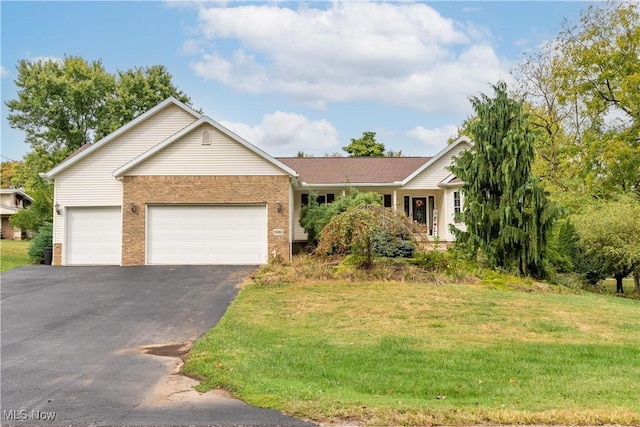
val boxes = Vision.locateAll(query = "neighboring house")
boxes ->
[43,97,469,266]
[0,188,33,240]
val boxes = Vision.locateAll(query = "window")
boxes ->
[453,191,461,223]
[383,194,392,208]
[301,193,334,206]
[403,196,410,216]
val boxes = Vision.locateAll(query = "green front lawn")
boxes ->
[0,240,32,272]
[183,280,640,426]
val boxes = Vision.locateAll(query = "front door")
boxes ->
[412,197,427,225]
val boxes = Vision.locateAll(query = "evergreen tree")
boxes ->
[450,81,559,277]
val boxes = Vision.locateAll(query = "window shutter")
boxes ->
[404,196,410,216]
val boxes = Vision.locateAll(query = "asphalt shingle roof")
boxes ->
[277,156,432,184]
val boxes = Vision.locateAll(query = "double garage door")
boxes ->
[65,205,267,265]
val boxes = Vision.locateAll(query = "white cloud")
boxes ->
[219,111,339,156]
[181,39,204,55]
[0,66,9,78]
[30,56,63,64]
[188,2,512,113]
[407,124,459,154]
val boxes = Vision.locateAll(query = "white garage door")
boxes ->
[147,205,267,265]
[66,207,122,265]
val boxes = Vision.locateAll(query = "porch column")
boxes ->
[393,189,397,212]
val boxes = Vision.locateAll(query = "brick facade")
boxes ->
[53,243,62,266]
[121,175,291,266]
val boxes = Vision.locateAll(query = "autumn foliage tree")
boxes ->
[450,82,559,277]
[514,1,640,198]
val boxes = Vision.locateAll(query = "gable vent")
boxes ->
[201,130,211,145]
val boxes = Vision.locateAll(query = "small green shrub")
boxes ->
[28,222,53,262]
[372,231,415,258]
[410,250,451,272]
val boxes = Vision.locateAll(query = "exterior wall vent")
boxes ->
[201,130,211,145]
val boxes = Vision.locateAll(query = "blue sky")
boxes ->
[1,1,593,162]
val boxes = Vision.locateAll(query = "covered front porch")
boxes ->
[291,186,455,244]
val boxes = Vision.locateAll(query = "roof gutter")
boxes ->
[298,182,404,188]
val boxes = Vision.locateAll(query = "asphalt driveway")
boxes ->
[1,265,315,426]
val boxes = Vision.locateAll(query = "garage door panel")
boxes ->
[147,205,267,265]
[66,207,122,265]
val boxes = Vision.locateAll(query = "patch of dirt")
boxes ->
[141,341,192,358]
[119,341,238,407]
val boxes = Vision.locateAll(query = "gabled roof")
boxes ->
[43,97,201,178]
[439,173,464,187]
[0,188,34,202]
[113,116,298,178]
[277,156,431,186]
[401,136,472,185]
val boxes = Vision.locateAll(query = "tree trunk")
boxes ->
[615,274,624,294]
[634,269,640,295]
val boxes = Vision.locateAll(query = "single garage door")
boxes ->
[66,207,122,265]
[147,205,267,265]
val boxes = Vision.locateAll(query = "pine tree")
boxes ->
[450,81,558,277]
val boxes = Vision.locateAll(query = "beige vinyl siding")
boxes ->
[127,124,285,176]
[291,186,398,242]
[53,104,197,243]
[402,143,469,190]
[292,191,307,241]
[443,187,466,241]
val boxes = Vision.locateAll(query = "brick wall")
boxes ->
[53,243,62,266]
[122,175,291,266]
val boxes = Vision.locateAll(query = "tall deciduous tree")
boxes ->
[450,81,559,277]
[572,195,640,294]
[514,1,640,198]
[0,161,20,187]
[98,65,192,138]
[343,131,386,157]
[6,57,115,156]
[5,56,194,231]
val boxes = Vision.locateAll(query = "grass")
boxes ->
[0,240,32,272]
[183,279,640,425]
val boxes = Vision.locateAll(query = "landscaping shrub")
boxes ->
[410,250,452,272]
[28,222,53,262]
[317,204,418,268]
[299,189,382,245]
[372,231,415,258]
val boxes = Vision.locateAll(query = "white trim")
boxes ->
[44,97,201,178]
[113,116,298,178]
[401,136,472,185]
[393,189,397,212]
[0,188,34,202]
[439,173,465,188]
[299,182,403,188]
[289,184,294,260]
